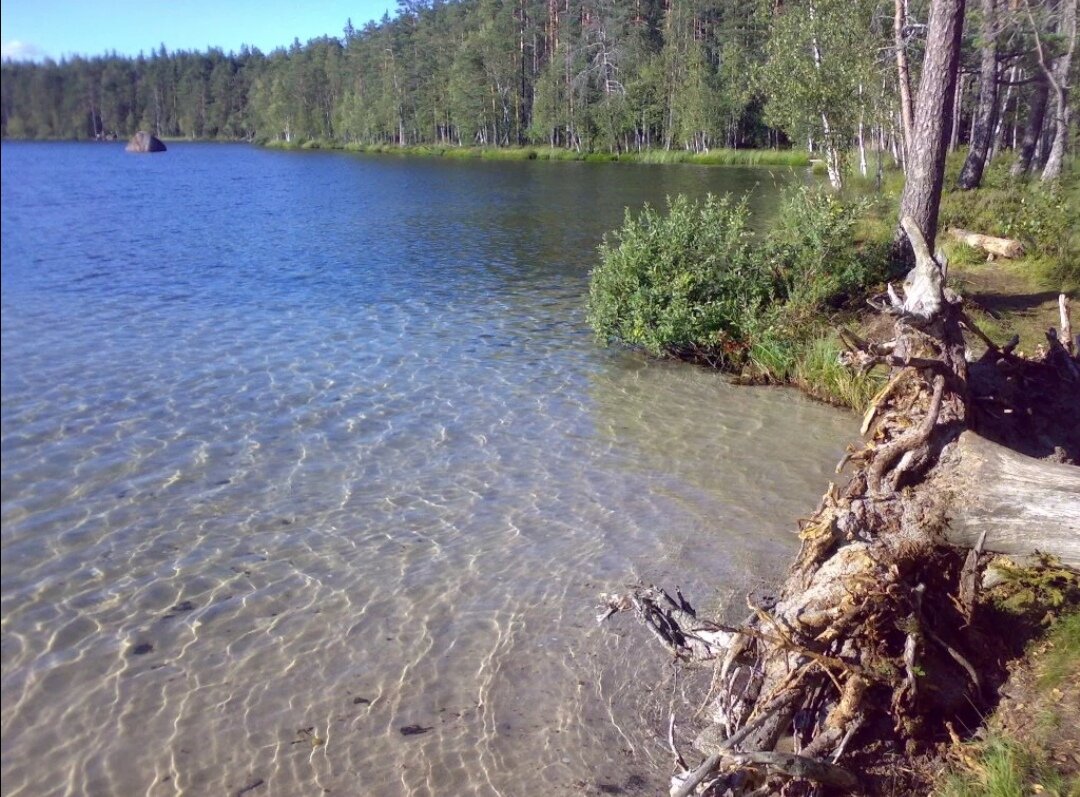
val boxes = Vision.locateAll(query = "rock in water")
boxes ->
[125,131,167,153]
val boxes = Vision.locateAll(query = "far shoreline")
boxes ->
[0,135,812,168]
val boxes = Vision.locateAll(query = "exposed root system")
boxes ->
[600,220,1080,795]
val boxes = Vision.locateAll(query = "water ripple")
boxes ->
[2,142,851,796]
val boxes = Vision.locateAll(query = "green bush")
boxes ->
[587,187,880,368]
[587,194,768,361]
[763,188,882,315]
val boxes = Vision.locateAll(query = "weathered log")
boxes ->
[947,228,1024,259]
[937,431,1080,567]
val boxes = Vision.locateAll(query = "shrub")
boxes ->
[587,194,769,360]
[587,187,880,370]
[762,188,881,317]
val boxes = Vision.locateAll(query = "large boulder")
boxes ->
[125,131,167,153]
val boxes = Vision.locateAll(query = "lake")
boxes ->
[0,143,852,796]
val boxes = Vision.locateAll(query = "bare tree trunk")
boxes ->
[895,0,916,167]
[858,116,868,177]
[1011,74,1050,176]
[897,0,968,256]
[951,73,966,153]
[1035,0,1077,181]
[990,63,1018,160]
[809,1,845,189]
[959,0,1000,188]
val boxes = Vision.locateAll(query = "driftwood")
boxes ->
[937,432,1080,567]
[600,217,1080,796]
[947,227,1024,259]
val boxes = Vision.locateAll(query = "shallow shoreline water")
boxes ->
[1,142,852,796]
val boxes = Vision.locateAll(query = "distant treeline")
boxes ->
[1,0,1074,182]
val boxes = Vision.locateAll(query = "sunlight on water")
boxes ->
[1,143,852,796]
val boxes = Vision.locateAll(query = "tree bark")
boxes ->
[1010,74,1050,176]
[947,227,1024,258]
[895,0,916,167]
[958,0,1000,189]
[1039,0,1077,181]
[937,432,1080,567]
[896,0,968,256]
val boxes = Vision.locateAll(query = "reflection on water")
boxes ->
[0,143,850,796]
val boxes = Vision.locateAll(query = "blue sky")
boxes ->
[1,1,392,61]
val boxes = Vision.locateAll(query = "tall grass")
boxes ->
[793,337,884,410]
[624,148,809,167]
[261,139,809,167]
[936,738,1066,797]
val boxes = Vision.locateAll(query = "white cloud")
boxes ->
[2,40,48,62]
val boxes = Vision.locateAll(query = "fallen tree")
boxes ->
[599,217,1080,795]
[946,228,1024,259]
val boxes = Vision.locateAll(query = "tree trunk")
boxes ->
[895,0,916,166]
[958,0,1000,189]
[950,72,966,153]
[937,432,1080,567]
[1011,75,1050,176]
[896,0,967,255]
[1039,0,1077,181]
[990,63,1017,161]
[948,227,1024,258]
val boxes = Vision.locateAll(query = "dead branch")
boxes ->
[867,374,946,494]
[672,696,796,797]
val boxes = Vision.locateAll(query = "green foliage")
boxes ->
[760,0,881,187]
[936,612,1080,797]
[0,0,811,157]
[988,556,1080,618]
[588,186,887,403]
[936,737,1069,797]
[939,163,1080,290]
[763,188,882,316]
[587,194,765,360]
[1038,611,1080,692]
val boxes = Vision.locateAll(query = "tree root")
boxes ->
[599,223,1080,795]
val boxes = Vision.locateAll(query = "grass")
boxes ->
[792,335,884,410]
[937,737,1070,797]
[261,138,810,167]
[744,334,884,411]
[620,148,810,167]
[1038,611,1080,691]
[935,611,1080,797]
